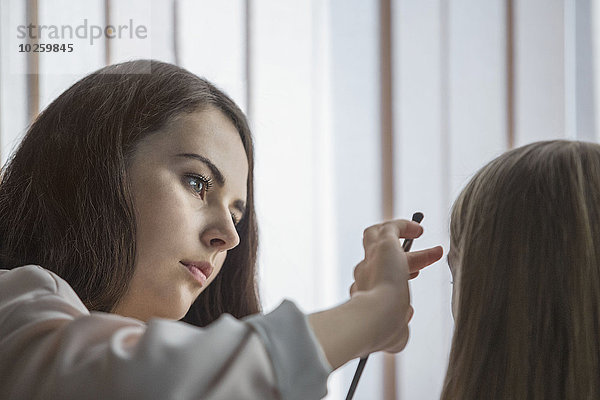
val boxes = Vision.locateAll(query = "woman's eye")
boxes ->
[184,174,212,198]
[231,212,239,227]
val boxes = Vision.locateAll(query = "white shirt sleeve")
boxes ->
[0,265,332,400]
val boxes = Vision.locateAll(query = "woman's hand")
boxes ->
[349,219,443,354]
[308,219,443,369]
[350,219,440,295]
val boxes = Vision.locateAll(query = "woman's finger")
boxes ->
[353,261,365,281]
[363,219,423,250]
[406,246,443,273]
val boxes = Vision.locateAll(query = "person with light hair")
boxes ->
[443,140,600,399]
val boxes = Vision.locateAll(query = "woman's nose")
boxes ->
[200,211,240,252]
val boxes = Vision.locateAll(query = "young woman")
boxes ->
[0,60,442,399]
[443,140,600,399]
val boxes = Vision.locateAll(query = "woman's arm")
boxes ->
[308,219,443,369]
[0,266,328,400]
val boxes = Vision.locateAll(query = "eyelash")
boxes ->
[184,173,240,226]
[184,173,213,199]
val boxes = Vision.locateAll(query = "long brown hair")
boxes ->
[442,140,600,399]
[0,60,260,325]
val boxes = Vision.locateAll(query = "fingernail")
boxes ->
[411,222,424,234]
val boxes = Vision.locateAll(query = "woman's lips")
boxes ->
[181,261,213,286]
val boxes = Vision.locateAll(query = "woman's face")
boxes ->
[448,246,460,319]
[113,107,248,321]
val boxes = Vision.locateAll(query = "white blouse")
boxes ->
[0,265,332,399]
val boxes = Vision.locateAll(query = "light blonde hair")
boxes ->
[442,140,600,400]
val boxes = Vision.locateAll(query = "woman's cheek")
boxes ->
[204,253,227,288]
[214,252,227,273]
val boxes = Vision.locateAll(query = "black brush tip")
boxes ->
[412,212,424,223]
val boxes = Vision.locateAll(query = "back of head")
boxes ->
[442,140,600,400]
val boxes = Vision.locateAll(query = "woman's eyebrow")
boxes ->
[174,153,247,216]
[174,153,225,185]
